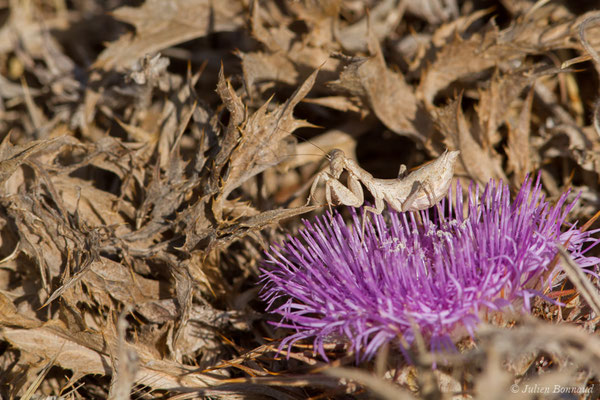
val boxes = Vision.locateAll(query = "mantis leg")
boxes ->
[307,151,348,207]
[307,171,364,213]
[361,196,384,241]
[323,173,364,208]
[401,180,435,211]
[306,170,326,206]
[363,197,384,216]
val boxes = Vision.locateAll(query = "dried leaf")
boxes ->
[405,0,458,24]
[2,323,221,391]
[209,205,318,253]
[0,293,41,329]
[506,87,534,184]
[244,0,339,91]
[417,30,519,108]
[436,95,506,184]
[94,0,245,70]
[217,68,319,204]
[108,310,138,400]
[329,33,431,142]
[239,51,298,91]
[336,0,406,52]
[0,135,74,185]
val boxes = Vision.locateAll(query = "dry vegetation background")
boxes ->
[2,0,600,399]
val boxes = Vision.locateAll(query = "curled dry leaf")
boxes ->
[2,324,222,390]
[435,95,506,184]
[417,29,520,109]
[506,87,534,185]
[215,68,320,208]
[335,0,407,53]
[240,0,340,93]
[329,32,431,143]
[94,0,245,70]
[0,135,76,185]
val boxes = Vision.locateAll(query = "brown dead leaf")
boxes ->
[208,205,318,254]
[82,258,177,324]
[0,293,41,330]
[215,69,320,213]
[242,0,339,92]
[4,0,600,397]
[329,33,431,143]
[94,0,245,70]
[3,323,111,378]
[506,87,534,185]
[476,67,540,148]
[417,29,520,109]
[4,193,67,287]
[0,135,75,186]
[435,95,506,184]
[52,175,134,228]
[0,1,69,59]
[419,3,600,111]
[239,51,299,93]
[250,1,296,53]
[213,65,246,174]
[301,95,361,113]
[336,0,407,53]
[405,0,458,24]
[108,310,138,400]
[2,322,222,391]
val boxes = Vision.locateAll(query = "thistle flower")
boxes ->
[259,175,600,362]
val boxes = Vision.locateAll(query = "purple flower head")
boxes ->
[259,175,600,362]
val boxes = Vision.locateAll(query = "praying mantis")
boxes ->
[306,149,460,217]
